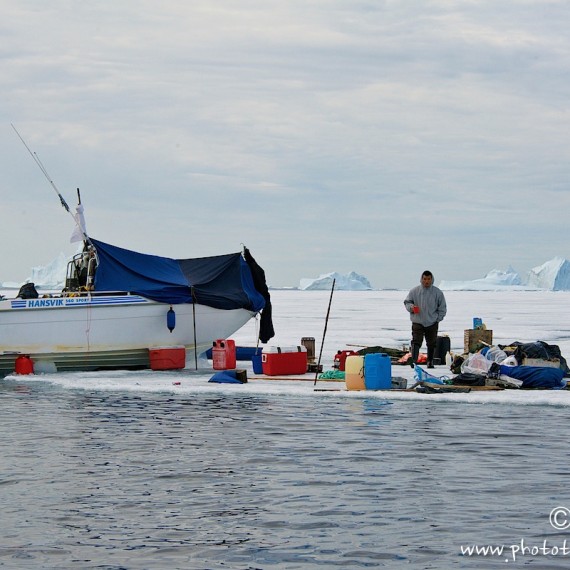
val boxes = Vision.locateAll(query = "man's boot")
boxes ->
[427,346,435,369]
[410,344,420,368]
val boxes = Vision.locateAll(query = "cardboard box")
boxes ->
[464,329,493,353]
[262,346,308,375]
[522,358,560,368]
[149,346,186,370]
[301,337,316,363]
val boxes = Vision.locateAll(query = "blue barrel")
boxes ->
[364,353,392,390]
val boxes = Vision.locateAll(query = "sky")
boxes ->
[1,1,569,289]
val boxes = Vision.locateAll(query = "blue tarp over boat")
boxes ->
[91,238,266,312]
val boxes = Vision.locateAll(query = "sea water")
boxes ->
[2,289,570,569]
[2,379,570,569]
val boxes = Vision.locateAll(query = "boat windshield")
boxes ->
[64,246,97,293]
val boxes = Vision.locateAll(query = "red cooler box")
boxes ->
[262,346,308,376]
[149,346,186,370]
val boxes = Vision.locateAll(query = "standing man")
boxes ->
[404,270,447,368]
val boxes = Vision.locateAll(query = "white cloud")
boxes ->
[1,1,569,288]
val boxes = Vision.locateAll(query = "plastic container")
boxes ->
[261,346,307,375]
[333,349,359,371]
[204,346,257,361]
[212,339,236,370]
[391,377,407,390]
[149,347,186,370]
[15,355,34,375]
[364,353,392,390]
[473,317,483,329]
[251,353,263,374]
[345,355,365,390]
[435,335,451,364]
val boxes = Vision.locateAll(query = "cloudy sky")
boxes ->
[2,1,569,289]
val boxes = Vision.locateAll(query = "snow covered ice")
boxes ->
[3,252,570,407]
[3,286,570,408]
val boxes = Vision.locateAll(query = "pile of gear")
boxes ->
[448,341,569,389]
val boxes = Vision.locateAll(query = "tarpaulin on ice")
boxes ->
[498,365,567,389]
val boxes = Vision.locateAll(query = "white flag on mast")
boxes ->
[70,203,87,243]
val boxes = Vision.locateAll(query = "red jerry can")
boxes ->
[212,339,236,370]
[333,350,359,371]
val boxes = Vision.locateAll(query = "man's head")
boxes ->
[421,270,433,288]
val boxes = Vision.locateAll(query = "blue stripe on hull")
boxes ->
[9,296,150,309]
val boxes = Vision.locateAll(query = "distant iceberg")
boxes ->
[28,252,69,289]
[5,255,570,293]
[484,266,523,286]
[300,271,373,291]
[1,252,68,290]
[526,257,570,291]
[440,266,527,291]
[440,258,570,291]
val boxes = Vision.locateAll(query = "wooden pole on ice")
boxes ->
[191,287,198,370]
[314,278,336,386]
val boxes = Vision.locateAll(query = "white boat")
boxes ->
[0,238,274,376]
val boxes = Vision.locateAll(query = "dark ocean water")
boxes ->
[1,379,570,570]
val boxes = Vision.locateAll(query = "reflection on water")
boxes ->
[1,381,568,569]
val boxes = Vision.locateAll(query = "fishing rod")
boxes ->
[11,123,72,212]
[313,278,336,386]
[11,123,91,244]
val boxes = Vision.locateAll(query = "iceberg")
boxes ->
[6,255,570,293]
[526,257,570,291]
[300,271,373,291]
[440,266,526,291]
[28,252,69,289]
[440,258,570,291]
[1,252,68,290]
[484,266,523,286]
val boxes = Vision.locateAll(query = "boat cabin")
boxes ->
[64,246,97,292]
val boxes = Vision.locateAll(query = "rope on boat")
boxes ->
[11,123,92,246]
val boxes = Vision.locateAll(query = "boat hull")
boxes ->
[0,294,255,376]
